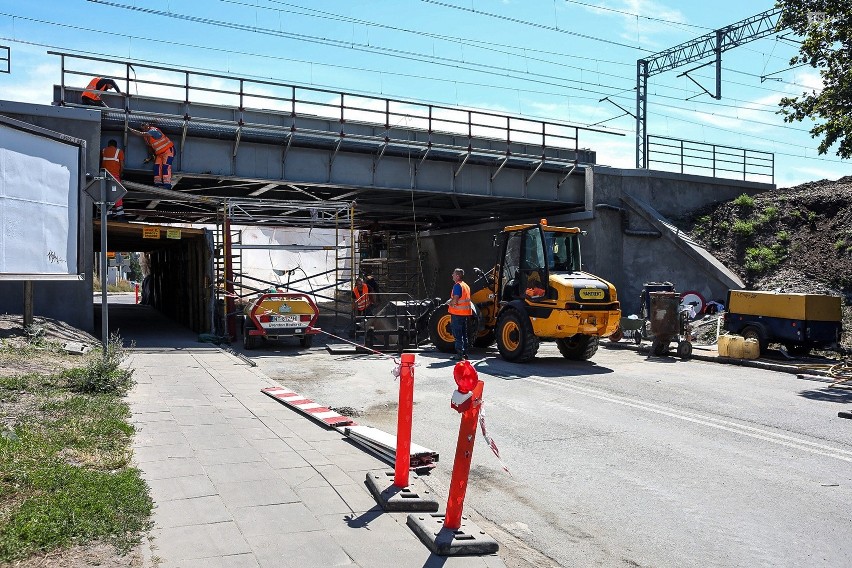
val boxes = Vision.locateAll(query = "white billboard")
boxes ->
[0,116,83,279]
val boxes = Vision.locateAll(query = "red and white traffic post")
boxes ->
[406,361,499,556]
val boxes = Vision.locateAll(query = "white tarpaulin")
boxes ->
[0,123,79,275]
[240,226,352,301]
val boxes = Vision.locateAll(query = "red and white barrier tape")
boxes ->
[478,404,511,475]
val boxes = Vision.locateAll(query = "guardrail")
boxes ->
[647,135,774,184]
[50,51,621,161]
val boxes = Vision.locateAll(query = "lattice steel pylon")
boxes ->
[635,8,786,169]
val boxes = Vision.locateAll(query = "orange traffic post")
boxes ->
[135,283,139,304]
[365,354,438,512]
[406,360,498,555]
[444,361,484,530]
[393,353,415,488]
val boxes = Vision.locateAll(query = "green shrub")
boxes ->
[63,335,133,395]
[776,231,790,242]
[744,246,783,273]
[718,220,730,231]
[759,206,778,223]
[732,193,755,207]
[732,219,755,236]
[835,239,847,251]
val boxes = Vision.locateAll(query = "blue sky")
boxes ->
[0,0,846,188]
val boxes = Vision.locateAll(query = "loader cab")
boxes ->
[497,222,583,303]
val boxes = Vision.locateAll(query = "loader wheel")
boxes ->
[740,325,767,356]
[243,321,257,350]
[428,305,456,353]
[496,309,539,362]
[299,334,313,348]
[473,330,496,348]
[556,334,599,360]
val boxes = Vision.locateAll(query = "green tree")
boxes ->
[128,252,143,282]
[777,1,852,158]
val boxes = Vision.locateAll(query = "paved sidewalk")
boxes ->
[118,307,504,568]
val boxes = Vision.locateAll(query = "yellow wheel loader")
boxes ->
[429,220,621,362]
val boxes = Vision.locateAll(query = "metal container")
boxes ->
[649,291,680,337]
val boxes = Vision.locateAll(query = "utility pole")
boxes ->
[636,9,784,169]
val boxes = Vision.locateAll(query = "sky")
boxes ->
[0,0,847,189]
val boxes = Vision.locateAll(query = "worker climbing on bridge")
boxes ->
[128,122,175,189]
[448,268,471,360]
[100,139,126,219]
[81,76,122,107]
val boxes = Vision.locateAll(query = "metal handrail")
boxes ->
[647,135,774,183]
[50,50,622,158]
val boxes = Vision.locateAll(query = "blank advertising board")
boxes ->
[0,116,84,279]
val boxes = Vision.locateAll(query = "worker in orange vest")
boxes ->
[100,139,126,219]
[448,268,471,360]
[128,122,176,188]
[81,77,122,107]
[352,277,371,317]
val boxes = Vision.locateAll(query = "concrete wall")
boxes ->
[420,166,774,315]
[0,101,100,332]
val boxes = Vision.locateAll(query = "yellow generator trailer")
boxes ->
[723,290,842,356]
[429,220,621,362]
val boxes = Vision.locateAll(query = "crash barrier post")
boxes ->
[365,353,439,512]
[394,353,414,487]
[406,361,499,555]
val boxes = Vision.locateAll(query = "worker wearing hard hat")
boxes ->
[128,122,176,189]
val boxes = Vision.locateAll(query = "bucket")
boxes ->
[718,334,732,357]
[742,338,760,359]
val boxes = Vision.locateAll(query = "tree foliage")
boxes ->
[776,1,852,158]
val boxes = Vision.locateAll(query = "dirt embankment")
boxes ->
[683,176,852,350]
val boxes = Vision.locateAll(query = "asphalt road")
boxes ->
[238,337,852,567]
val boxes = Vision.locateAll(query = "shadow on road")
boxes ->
[797,388,852,404]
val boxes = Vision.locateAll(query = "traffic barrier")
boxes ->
[365,353,439,512]
[135,283,139,304]
[407,361,499,555]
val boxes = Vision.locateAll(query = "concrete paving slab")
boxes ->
[146,474,218,502]
[294,484,354,516]
[214,479,299,509]
[134,442,198,463]
[262,450,310,470]
[153,495,233,529]
[196,445,265,466]
[250,530,354,568]
[157,553,261,568]
[298,448,334,467]
[231,502,322,537]
[139,457,205,481]
[149,520,252,561]
[275,466,326,488]
[203,461,283,485]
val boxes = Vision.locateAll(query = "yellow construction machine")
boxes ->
[429,220,621,362]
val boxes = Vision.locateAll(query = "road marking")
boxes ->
[527,377,852,463]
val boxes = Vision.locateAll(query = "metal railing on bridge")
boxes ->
[50,51,623,179]
[647,135,774,184]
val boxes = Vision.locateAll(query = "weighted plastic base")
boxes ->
[839,410,852,420]
[365,470,439,512]
[406,513,499,556]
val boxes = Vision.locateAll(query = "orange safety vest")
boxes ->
[143,127,175,156]
[81,77,105,102]
[100,146,124,180]
[448,281,471,316]
[353,284,370,310]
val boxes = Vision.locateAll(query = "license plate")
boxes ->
[273,315,298,322]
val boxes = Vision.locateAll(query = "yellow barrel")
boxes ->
[718,334,732,357]
[726,335,744,359]
[742,338,760,359]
